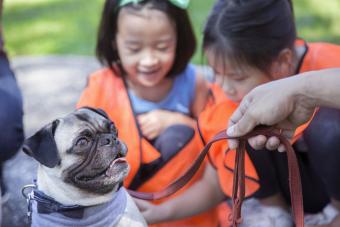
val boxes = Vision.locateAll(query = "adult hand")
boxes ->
[227,76,315,152]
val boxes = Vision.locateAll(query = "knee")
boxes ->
[154,124,195,161]
[0,92,24,159]
[304,107,340,154]
[156,124,194,144]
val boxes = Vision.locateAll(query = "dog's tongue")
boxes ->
[106,158,128,177]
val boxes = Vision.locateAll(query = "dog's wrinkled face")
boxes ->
[23,108,130,194]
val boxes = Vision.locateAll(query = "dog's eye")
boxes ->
[110,124,118,136]
[83,130,93,138]
[76,137,90,147]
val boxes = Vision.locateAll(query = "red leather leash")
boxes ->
[128,126,304,227]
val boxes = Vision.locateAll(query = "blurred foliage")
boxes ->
[294,0,340,43]
[3,0,340,63]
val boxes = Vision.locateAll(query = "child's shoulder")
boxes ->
[307,41,340,50]
[198,99,237,141]
[84,67,126,94]
[89,67,117,80]
[303,41,340,70]
[86,67,124,86]
[177,64,209,84]
[200,99,237,125]
[176,63,196,81]
[306,41,340,58]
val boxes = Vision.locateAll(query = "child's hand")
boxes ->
[138,110,195,140]
[137,110,170,140]
[134,198,168,224]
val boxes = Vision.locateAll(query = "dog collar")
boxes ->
[23,183,124,220]
[32,189,86,219]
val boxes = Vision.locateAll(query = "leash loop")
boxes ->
[128,126,304,227]
[22,184,36,223]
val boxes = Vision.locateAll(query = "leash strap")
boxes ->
[128,126,304,227]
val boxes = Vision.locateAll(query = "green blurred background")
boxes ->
[4,0,340,63]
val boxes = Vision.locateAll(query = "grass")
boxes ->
[4,0,104,56]
[3,0,340,64]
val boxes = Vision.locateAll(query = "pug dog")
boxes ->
[22,107,147,227]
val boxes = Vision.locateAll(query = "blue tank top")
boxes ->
[128,64,196,115]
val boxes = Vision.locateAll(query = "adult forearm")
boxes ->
[298,69,340,109]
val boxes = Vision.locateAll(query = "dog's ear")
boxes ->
[95,108,109,119]
[80,107,109,119]
[22,120,61,168]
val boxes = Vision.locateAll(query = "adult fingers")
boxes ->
[265,136,280,151]
[278,144,286,152]
[227,98,257,149]
[227,96,250,132]
[228,110,259,139]
[228,139,239,150]
[248,135,267,150]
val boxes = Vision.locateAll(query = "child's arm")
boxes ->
[134,162,226,224]
[191,71,211,118]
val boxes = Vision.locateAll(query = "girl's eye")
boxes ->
[234,77,246,82]
[231,74,247,82]
[156,46,169,51]
[76,137,90,147]
[127,47,141,53]
[110,124,118,137]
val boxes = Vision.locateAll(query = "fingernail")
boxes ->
[229,144,237,150]
[227,126,235,136]
[278,146,285,153]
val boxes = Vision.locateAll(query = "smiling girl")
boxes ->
[77,0,222,226]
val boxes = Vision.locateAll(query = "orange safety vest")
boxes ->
[77,68,220,227]
[297,40,340,72]
[198,91,261,197]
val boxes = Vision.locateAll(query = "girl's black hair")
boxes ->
[203,0,296,74]
[96,0,196,77]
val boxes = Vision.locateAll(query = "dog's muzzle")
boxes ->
[64,132,129,194]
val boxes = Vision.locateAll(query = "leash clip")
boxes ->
[22,184,36,223]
